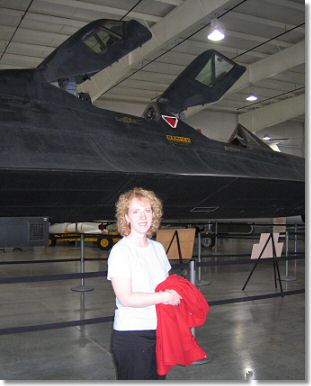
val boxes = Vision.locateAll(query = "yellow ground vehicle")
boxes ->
[49,222,121,250]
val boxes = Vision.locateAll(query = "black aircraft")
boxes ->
[0,19,305,243]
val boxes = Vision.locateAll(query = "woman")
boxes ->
[107,187,181,380]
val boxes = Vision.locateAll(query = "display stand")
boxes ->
[157,228,195,278]
[166,230,183,262]
[242,232,284,296]
[156,228,195,262]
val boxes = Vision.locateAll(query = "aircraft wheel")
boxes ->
[49,237,56,247]
[201,235,215,249]
[97,236,113,250]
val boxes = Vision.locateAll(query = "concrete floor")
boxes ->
[0,234,305,381]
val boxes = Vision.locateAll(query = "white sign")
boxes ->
[251,233,284,259]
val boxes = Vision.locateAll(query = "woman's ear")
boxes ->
[125,213,130,225]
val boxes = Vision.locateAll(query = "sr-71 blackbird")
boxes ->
[0,19,304,228]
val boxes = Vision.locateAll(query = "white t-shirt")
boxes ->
[107,237,171,331]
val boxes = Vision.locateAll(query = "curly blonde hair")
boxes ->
[116,187,163,238]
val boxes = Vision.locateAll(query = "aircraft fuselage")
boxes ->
[0,69,304,222]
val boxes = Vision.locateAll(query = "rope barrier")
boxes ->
[0,228,304,336]
[195,251,304,259]
[196,254,304,267]
[0,258,82,265]
[0,271,107,284]
[0,289,304,336]
[216,233,305,240]
[0,253,302,266]
[208,289,305,306]
[0,315,114,336]
[0,254,304,285]
[0,257,107,265]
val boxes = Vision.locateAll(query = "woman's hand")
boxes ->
[164,289,182,306]
[112,277,182,308]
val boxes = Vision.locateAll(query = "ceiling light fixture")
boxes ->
[246,94,258,101]
[207,19,225,41]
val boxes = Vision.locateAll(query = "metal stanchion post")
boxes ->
[281,229,296,282]
[190,259,196,285]
[79,292,88,346]
[294,223,298,275]
[190,260,196,336]
[283,230,289,277]
[74,222,79,248]
[196,232,210,287]
[197,232,201,282]
[214,221,218,253]
[189,259,210,366]
[214,222,218,273]
[71,234,94,292]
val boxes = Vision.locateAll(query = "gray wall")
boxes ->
[186,110,305,158]
[185,110,238,143]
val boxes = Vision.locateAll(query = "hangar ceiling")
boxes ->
[0,0,305,138]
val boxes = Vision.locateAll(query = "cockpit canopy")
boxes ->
[157,50,246,113]
[143,50,246,119]
[227,124,272,150]
[37,19,152,84]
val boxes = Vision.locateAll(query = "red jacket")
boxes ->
[155,274,210,376]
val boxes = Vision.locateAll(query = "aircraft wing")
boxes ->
[37,19,152,84]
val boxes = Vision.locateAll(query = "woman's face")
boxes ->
[125,197,153,236]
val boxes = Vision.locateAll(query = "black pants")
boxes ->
[111,329,164,380]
